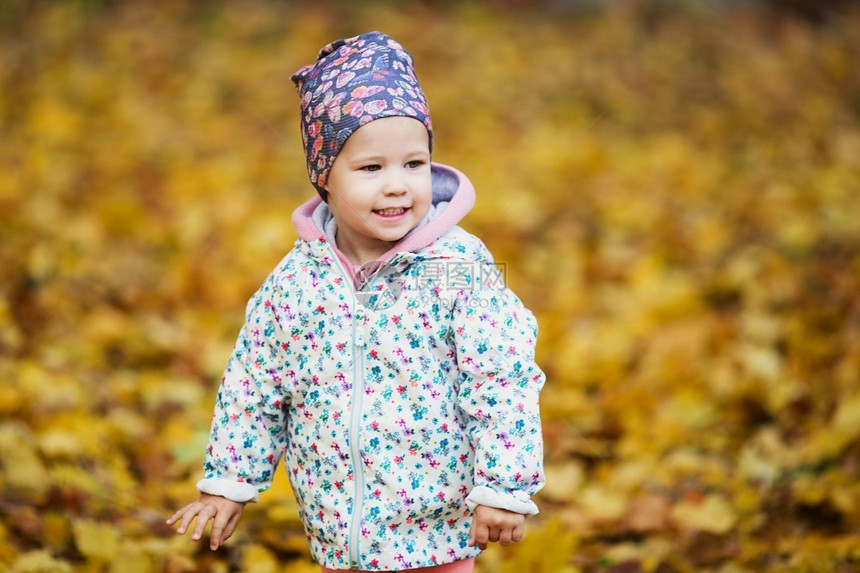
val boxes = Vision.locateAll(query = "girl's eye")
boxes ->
[361,165,381,172]
[405,160,424,169]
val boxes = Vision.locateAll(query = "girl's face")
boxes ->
[325,116,432,265]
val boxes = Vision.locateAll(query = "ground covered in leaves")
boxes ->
[2,1,860,571]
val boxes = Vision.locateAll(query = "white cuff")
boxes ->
[197,478,260,503]
[465,485,539,516]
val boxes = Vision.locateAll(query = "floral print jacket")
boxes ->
[197,163,545,571]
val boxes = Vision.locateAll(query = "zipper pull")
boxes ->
[354,305,367,347]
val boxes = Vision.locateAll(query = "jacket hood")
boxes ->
[291,162,476,272]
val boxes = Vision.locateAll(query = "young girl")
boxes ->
[167,31,545,573]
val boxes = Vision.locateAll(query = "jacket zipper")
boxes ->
[324,244,366,570]
[347,315,366,569]
[326,246,405,569]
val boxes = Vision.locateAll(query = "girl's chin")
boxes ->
[372,225,416,245]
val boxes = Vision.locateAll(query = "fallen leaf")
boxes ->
[671,494,738,535]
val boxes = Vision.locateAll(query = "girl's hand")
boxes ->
[468,505,525,550]
[166,493,246,550]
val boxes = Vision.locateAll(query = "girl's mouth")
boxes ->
[374,207,409,217]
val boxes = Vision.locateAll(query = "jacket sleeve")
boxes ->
[196,270,293,503]
[451,260,546,516]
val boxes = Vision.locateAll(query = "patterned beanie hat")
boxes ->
[291,31,433,199]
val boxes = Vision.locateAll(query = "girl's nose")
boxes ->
[381,170,407,194]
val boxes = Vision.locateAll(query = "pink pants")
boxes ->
[321,557,475,573]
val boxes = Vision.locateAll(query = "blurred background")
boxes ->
[1,0,859,571]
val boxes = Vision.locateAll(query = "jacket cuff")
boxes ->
[465,485,539,516]
[197,478,260,503]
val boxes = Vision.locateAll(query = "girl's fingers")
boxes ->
[166,503,192,526]
[210,504,246,550]
[210,510,233,550]
[191,505,216,541]
[168,497,246,550]
[498,528,513,546]
[173,502,207,535]
[177,507,202,535]
[467,516,476,547]
[470,523,489,550]
[512,521,525,543]
[224,510,243,539]
[213,511,241,550]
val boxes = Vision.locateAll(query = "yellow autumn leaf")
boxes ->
[0,423,50,503]
[71,519,120,563]
[0,382,25,417]
[832,391,860,439]
[241,543,280,573]
[541,461,586,503]
[577,484,629,522]
[670,494,738,535]
[604,537,672,569]
[108,541,155,573]
[9,550,73,573]
[41,513,71,555]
